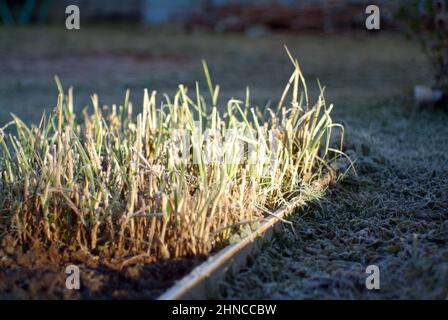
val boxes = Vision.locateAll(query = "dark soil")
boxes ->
[0,239,205,299]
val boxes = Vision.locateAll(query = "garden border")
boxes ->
[157,206,289,300]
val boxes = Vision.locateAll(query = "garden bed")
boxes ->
[0,45,347,299]
[2,27,438,300]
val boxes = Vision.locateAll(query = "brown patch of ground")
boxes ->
[0,239,204,299]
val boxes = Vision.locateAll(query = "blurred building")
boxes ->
[1,0,395,30]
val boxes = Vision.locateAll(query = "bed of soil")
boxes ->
[0,239,205,299]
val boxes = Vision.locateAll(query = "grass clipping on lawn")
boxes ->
[0,51,347,260]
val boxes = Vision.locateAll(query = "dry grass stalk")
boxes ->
[0,52,348,260]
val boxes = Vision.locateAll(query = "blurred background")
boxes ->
[0,0,429,125]
[1,0,396,30]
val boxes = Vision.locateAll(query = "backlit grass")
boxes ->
[0,50,347,260]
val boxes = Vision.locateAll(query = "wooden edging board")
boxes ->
[157,206,289,300]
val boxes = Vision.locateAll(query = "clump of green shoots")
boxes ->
[0,50,346,259]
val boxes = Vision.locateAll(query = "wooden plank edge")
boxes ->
[157,206,288,300]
